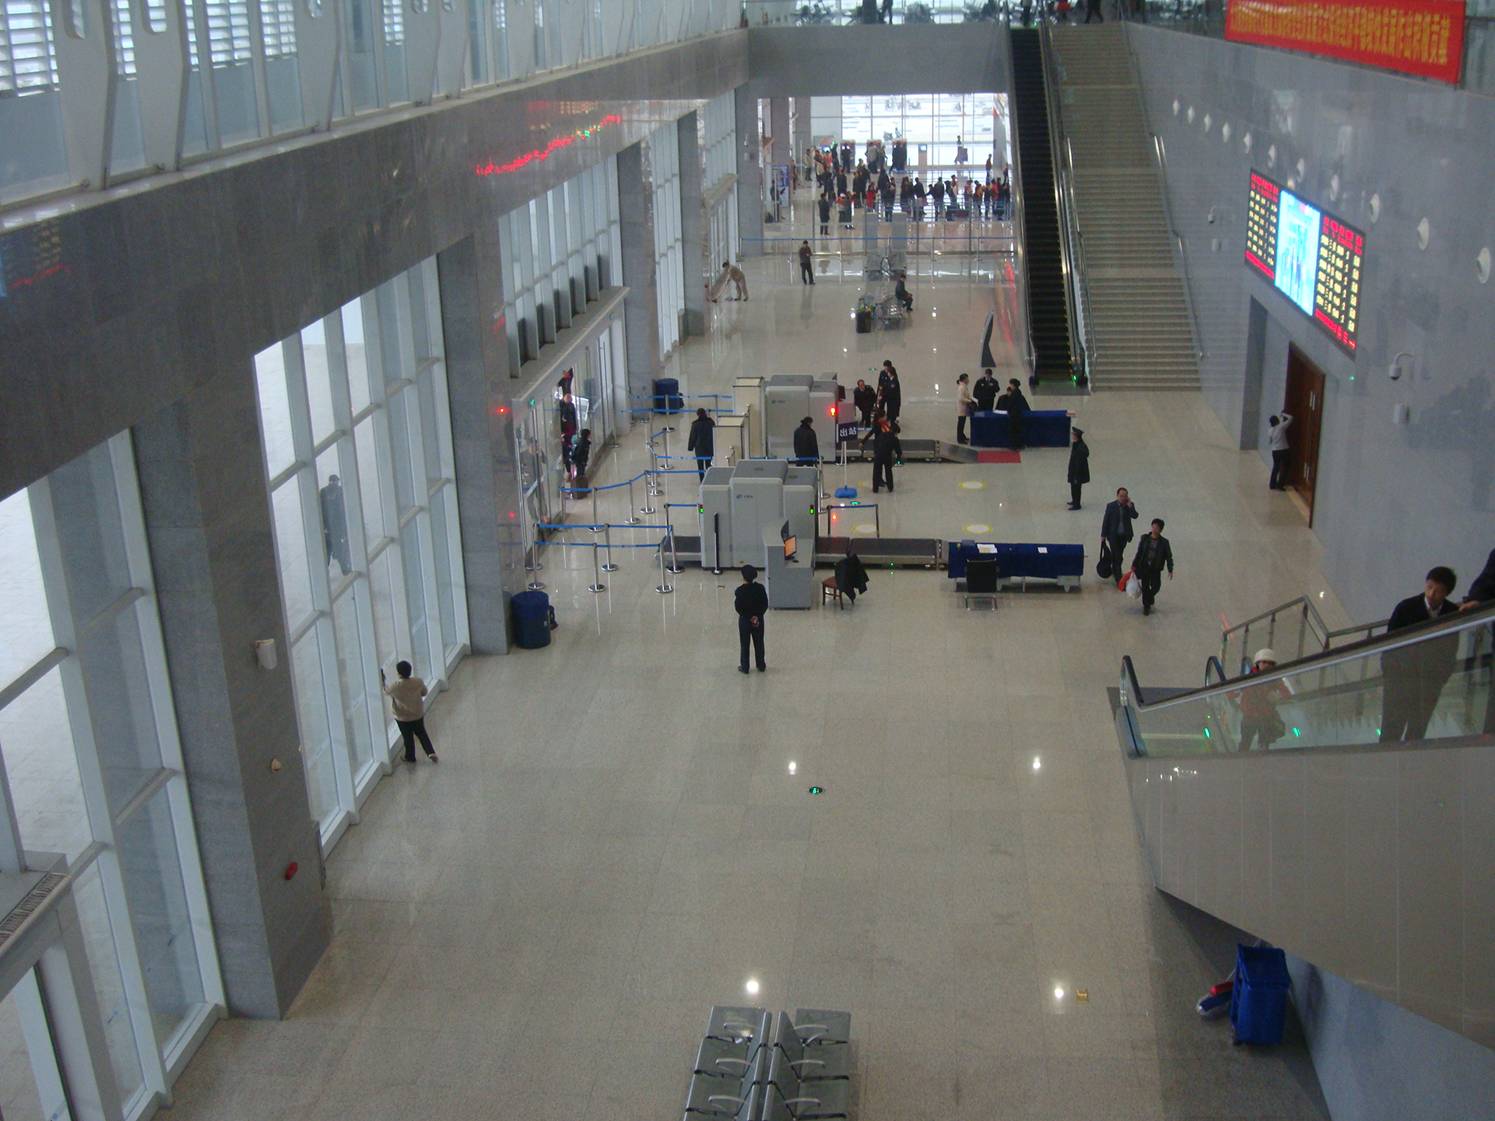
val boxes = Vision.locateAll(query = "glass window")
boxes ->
[0,488,55,683]
[1,664,90,861]
[77,602,166,816]
[291,629,337,827]
[115,786,207,1046]
[269,482,314,629]
[255,344,296,477]
[332,585,376,780]
[302,317,338,446]
[354,417,386,543]
[73,865,146,1108]
[343,299,374,414]
[399,518,430,681]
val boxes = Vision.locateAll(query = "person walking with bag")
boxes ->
[1130,518,1174,616]
[1066,427,1089,509]
[1101,486,1139,576]
[735,565,769,674]
[382,660,438,764]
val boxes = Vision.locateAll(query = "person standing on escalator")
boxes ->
[1379,566,1460,742]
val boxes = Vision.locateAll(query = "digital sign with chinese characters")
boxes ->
[1243,171,1366,356]
[1226,0,1465,85]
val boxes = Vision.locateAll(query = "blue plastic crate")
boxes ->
[1229,944,1290,1045]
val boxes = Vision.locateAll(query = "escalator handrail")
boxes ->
[1124,599,1495,716]
[1221,593,1388,652]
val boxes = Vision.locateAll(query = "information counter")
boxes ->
[970,409,1072,449]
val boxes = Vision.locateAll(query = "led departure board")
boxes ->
[1243,171,1365,355]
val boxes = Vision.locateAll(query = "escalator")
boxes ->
[1113,601,1495,1047]
[1009,27,1074,382]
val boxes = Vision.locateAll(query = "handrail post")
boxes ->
[601,524,619,572]
[587,544,606,593]
[655,538,674,594]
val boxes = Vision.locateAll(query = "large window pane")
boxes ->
[292,630,337,827]
[269,483,314,629]
[354,417,386,544]
[399,519,430,681]
[77,602,166,816]
[369,548,398,679]
[302,317,338,446]
[255,345,296,477]
[430,486,459,656]
[343,300,373,414]
[73,865,147,1108]
[47,441,135,622]
[0,488,55,683]
[116,786,206,1047]
[332,585,376,779]
[316,447,354,582]
[1,665,90,861]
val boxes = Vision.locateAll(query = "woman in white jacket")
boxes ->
[956,373,974,445]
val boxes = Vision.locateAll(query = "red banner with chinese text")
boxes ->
[1225,0,1465,85]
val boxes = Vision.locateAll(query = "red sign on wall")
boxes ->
[1225,0,1466,86]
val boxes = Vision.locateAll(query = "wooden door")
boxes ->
[1284,345,1326,524]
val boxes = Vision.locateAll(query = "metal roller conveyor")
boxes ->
[670,535,942,570]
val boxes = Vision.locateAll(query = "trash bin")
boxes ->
[511,590,552,649]
[855,308,873,334]
[652,377,681,414]
[1229,944,1290,1045]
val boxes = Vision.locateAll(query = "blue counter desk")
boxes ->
[971,409,1071,449]
[947,541,1084,590]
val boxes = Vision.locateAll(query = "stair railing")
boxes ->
[1001,23,1038,380]
[1221,594,1388,677]
[1129,37,1207,369]
[1036,19,1086,384]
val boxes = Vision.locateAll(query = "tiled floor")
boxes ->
[164,205,1343,1120]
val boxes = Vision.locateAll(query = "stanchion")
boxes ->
[655,539,674,594]
[518,497,544,590]
[590,488,601,533]
[667,526,684,574]
[588,545,606,593]
[601,525,619,572]
[627,477,646,523]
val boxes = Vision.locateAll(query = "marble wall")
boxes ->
[1127,24,1495,621]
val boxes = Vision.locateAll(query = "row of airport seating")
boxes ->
[683,1005,853,1120]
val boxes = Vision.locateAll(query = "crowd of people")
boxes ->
[806,144,1012,229]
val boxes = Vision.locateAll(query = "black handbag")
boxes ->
[1096,540,1114,580]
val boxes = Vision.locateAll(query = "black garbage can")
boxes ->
[652,377,681,414]
[855,308,873,334]
[512,590,552,649]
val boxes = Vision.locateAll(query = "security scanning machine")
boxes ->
[698,461,817,606]
[764,374,840,460]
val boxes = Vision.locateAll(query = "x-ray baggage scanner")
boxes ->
[764,374,840,460]
[698,460,820,576]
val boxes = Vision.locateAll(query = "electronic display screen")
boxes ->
[1244,171,1365,354]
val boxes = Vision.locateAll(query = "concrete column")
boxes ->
[769,98,792,174]
[437,234,522,651]
[792,98,812,175]
[678,112,708,338]
[132,368,329,1019]
[734,87,765,255]
[617,140,664,401]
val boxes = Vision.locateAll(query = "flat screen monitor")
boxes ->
[1244,170,1365,354]
[783,535,797,561]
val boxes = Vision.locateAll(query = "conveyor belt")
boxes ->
[670,536,942,570]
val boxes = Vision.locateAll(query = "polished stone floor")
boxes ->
[162,226,1341,1120]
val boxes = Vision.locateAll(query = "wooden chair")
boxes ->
[822,576,845,609]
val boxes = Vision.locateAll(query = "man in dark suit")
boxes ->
[1131,518,1174,616]
[734,565,769,674]
[1066,427,1089,510]
[1100,486,1139,575]
[1379,566,1459,742]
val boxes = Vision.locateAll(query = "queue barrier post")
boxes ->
[590,488,601,532]
[656,537,674,595]
[628,477,647,523]
[588,541,606,593]
[601,524,620,572]
[667,525,683,574]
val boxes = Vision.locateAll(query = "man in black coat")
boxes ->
[877,361,902,424]
[1000,378,1030,449]
[687,408,715,480]
[853,379,877,426]
[792,417,819,465]
[1101,487,1139,576]
[1131,518,1174,616]
[1066,427,1089,510]
[861,416,903,493]
[817,194,831,236]
[973,368,1000,413]
[734,565,769,673]
[1380,566,1460,742]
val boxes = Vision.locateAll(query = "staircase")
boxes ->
[1008,28,1075,383]
[1050,26,1199,390]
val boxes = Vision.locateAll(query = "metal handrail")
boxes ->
[1127,600,1495,716]
[1221,594,1388,667]
[1036,19,1085,381]
[999,22,1038,379]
